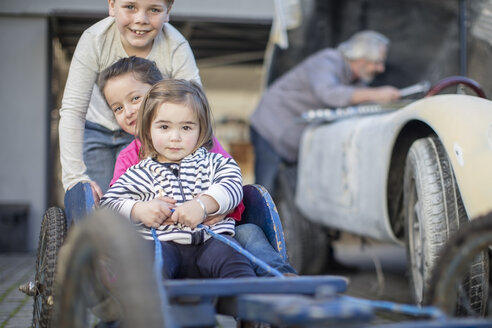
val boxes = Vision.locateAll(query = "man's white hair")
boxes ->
[337,30,389,61]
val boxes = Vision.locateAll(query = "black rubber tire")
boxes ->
[32,207,67,328]
[426,213,491,316]
[403,136,488,313]
[52,208,166,328]
[274,165,329,275]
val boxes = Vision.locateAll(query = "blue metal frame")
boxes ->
[240,184,287,260]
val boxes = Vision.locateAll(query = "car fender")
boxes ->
[402,95,492,220]
[296,94,492,243]
[296,107,403,242]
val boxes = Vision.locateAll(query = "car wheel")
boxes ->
[403,136,488,312]
[53,209,165,328]
[32,207,67,328]
[425,213,490,316]
[275,165,329,274]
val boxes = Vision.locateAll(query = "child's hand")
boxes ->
[157,195,176,207]
[154,195,176,226]
[131,199,175,228]
[172,195,220,229]
[171,200,205,229]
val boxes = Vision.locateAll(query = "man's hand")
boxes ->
[372,86,401,103]
[352,86,401,104]
[131,199,175,228]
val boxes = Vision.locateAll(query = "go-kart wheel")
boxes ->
[403,136,488,313]
[32,207,67,328]
[275,165,329,274]
[425,76,487,98]
[426,213,491,316]
[53,208,165,328]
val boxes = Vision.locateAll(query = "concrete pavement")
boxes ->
[0,253,35,328]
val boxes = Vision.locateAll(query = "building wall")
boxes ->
[0,0,273,20]
[0,16,48,251]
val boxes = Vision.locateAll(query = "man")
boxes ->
[250,30,400,193]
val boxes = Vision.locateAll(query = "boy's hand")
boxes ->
[89,181,103,206]
[131,199,175,228]
[67,180,103,207]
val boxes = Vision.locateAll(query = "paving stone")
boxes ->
[0,254,35,328]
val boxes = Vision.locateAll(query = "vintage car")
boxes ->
[274,77,492,311]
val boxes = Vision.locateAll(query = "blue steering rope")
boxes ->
[150,227,177,328]
[197,224,284,277]
[151,228,164,277]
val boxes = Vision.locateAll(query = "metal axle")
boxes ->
[18,281,38,296]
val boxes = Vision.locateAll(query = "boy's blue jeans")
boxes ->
[64,183,296,276]
[83,121,134,193]
[235,223,296,275]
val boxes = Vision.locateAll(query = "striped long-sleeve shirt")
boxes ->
[100,147,243,245]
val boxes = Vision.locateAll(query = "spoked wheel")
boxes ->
[275,165,329,274]
[426,213,492,316]
[53,209,166,328]
[403,136,488,313]
[32,207,67,328]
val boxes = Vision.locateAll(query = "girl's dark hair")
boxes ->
[97,56,163,95]
[137,79,214,160]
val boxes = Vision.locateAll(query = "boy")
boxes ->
[59,0,199,208]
